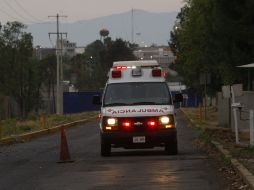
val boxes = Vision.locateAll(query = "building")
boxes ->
[34,46,55,60]
[75,47,85,55]
[34,41,85,60]
[59,39,76,58]
[133,46,175,69]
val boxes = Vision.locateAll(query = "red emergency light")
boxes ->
[115,66,127,70]
[147,120,157,129]
[152,68,162,77]
[122,120,132,130]
[112,70,122,78]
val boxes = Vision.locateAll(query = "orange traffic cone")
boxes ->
[58,126,74,163]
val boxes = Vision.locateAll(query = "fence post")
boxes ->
[231,87,239,144]
[0,122,2,139]
[199,103,203,122]
[40,113,48,129]
[250,110,254,146]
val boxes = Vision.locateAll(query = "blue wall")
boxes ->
[182,94,203,107]
[64,91,202,114]
[63,92,102,114]
[171,91,203,108]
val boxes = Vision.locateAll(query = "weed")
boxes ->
[221,155,232,166]
[0,111,98,138]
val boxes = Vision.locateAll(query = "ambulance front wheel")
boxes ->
[101,139,111,157]
[165,140,178,155]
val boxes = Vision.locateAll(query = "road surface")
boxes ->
[0,111,227,190]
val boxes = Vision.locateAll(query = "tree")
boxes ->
[40,54,57,113]
[0,22,43,117]
[169,0,254,94]
[70,38,136,90]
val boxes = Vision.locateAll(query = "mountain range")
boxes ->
[26,10,178,48]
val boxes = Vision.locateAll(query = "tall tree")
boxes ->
[169,0,254,94]
[0,22,42,117]
[70,38,136,90]
[40,54,57,113]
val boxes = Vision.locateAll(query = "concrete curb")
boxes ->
[211,140,254,190]
[0,116,97,145]
[180,108,254,189]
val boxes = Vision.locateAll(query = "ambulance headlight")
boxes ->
[107,118,117,126]
[159,116,170,124]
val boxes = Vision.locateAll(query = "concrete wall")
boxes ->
[217,92,230,128]
[233,91,254,132]
[218,91,254,132]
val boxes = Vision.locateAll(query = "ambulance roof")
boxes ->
[113,60,159,67]
[108,60,165,84]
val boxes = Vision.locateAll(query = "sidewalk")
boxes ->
[181,107,254,190]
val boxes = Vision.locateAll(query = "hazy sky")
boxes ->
[0,0,184,23]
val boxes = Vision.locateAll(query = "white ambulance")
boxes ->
[93,60,182,156]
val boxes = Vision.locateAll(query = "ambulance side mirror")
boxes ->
[93,95,102,105]
[174,93,183,103]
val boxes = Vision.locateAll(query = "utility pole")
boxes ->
[48,13,67,114]
[131,8,134,44]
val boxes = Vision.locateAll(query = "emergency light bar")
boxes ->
[113,60,159,67]
[116,66,127,70]
[111,68,163,78]
[114,66,137,70]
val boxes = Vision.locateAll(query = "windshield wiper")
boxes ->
[104,103,128,107]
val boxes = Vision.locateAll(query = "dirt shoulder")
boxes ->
[181,107,252,190]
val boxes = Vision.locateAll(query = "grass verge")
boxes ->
[182,107,252,189]
[0,111,98,139]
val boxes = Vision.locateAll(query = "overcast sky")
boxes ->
[0,0,184,23]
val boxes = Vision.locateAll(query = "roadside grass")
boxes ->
[0,111,98,138]
[181,107,210,131]
[182,106,254,176]
[231,147,254,159]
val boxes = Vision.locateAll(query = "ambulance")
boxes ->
[93,60,182,156]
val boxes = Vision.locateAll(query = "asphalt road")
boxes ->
[0,111,227,190]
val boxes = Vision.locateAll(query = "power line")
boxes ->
[2,0,29,21]
[12,0,47,23]
[131,8,134,43]
[0,8,51,25]
[0,1,51,25]
[2,0,37,23]
[0,8,19,21]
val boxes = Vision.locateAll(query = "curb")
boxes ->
[211,140,254,190]
[180,108,254,189]
[0,116,97,145]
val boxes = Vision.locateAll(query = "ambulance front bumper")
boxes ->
[101,129,177,148]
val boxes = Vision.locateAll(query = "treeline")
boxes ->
[0,22,136,118]
[0,22,44,117]
[169,0,254,94]
[67,38,136,90]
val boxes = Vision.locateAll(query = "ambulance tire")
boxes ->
[101,140,111,157]
[165,141,178,155]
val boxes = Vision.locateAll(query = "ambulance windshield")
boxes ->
[104,82,171,107]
